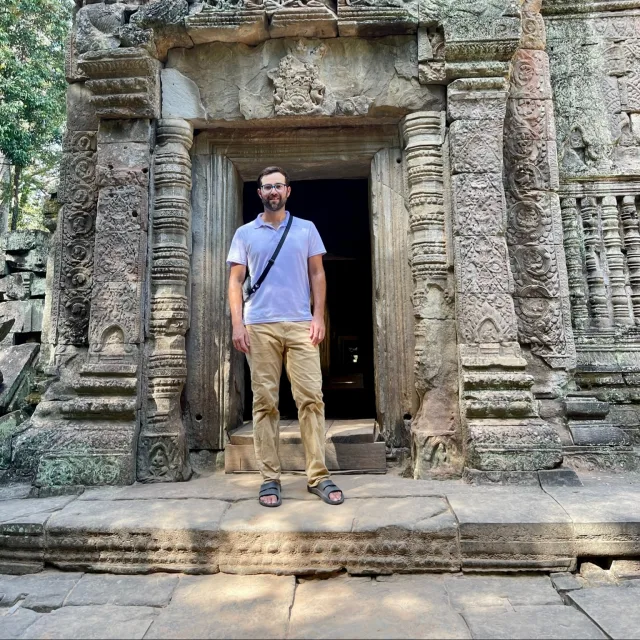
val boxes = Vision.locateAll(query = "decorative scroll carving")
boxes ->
[503,9,575,369]
[138,118,193,483]
[402,112,462,477]
[449,56,562,473]
[53,131,98,345]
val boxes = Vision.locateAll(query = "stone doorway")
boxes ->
[240,177,377,423]
[185,126,414,455]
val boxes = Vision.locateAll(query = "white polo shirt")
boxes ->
[226,212,326,325]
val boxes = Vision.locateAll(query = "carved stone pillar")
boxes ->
[503,3,576,369]
[138,119,193,483]
[401,113,462,477]
[369,148,415,448]
[185,150,244,451]
[621,195,640,324]
[448,74,562,479]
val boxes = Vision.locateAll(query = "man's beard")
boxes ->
[261,192,287,212]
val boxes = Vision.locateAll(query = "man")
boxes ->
[227,166,344,508]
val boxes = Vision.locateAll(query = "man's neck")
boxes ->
[261,208,287,227]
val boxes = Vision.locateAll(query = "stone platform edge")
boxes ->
[0,475,639,577]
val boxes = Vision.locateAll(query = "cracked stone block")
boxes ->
[568,585,640,640]
[550,572,583,593]
[23,604,157,639]
[463,606,606,639]
[66,573,180,607]
[0,607,42,638]
[145,574,295,639]
[0,570,83,611]
[290,574,470,640]
[444,575,563,611]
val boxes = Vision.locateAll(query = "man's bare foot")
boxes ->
[328,491,342,503]
[260,494,279,506]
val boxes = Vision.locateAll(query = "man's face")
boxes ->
[258,172,291,212]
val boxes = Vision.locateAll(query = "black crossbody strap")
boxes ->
[248,214,294,296]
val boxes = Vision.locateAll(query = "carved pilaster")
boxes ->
[503,5,576,370]
[560,197,589,331]
[602,195,633,324]
[449,73,562,477]
[138,118,193,483]
[401,112,462,476]
[621,195,640,324]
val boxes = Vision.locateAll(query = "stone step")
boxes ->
[6,472,638,577]
[225,419,385,473]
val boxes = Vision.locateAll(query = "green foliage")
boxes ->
[0,0,72,167]
[0,0,72,228]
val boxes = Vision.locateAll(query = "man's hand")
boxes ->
[232,323,251,354]
[309,316,325,346]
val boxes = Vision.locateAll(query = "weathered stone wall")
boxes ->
[7,0,640,490]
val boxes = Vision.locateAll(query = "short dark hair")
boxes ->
[257,166,290,187]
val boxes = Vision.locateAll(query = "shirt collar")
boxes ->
[254,211,290,230]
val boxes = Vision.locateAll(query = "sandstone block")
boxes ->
[1,231,50,254]
[0,570,83,611]
[463,606,605,639]
[161,68,206,120]
[66,573,179,607]
[449,120,504,174]
[25,604,157,639]
[0,299,44,333]
[145,574,295,639]
[0,607,42,638]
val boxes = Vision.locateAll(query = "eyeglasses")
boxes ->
[260,183,287,193]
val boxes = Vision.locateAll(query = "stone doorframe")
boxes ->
[184,125,416,453]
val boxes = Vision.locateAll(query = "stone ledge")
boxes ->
[0,473,639,576]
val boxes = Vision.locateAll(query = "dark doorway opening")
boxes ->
[242,178,376,421]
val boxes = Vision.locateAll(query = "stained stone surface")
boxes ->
[288,574,471,640]
[144,574,295,639]
[65,574,180,607]
[0,570,83,611]
[443,575,564,611]
[462,606,606,640]
[0,607,42,638]
[22,604,157,639]
[166,37,445,122]
[568,584,640,639]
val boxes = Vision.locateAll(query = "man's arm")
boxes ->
[308,254,326,346]
[228,263,250,353]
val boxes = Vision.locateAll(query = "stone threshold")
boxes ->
[1,472,639,577]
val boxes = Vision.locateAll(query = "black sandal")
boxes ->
[307,479,344,505]
[259,480,282,508]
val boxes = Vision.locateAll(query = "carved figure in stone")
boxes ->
[203,0,265,9]
[268,54,327,116]
[75,2,126,54]
[561,126,598,172]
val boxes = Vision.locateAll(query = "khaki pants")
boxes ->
[246,321,329,487]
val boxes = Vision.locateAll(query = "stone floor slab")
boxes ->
[0,496,76,524]
[0,607,42,638]
[352,497,456,533]
[544,485,640,556]
[46,499,229,533]
[65,573,179,607]
[0,485,30,502]
[288,574,471,639]
[144,574,295,639]
[446,488,575,571]
[0,570,83,611]
[462,606,606,639]
[21,605,156,639]
[443,575,563,611]
[568,584,640,639]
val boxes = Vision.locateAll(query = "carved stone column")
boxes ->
[503,1,576,369]
[401,113,462,477]
[369,147,415,448]
[448,73,562,480]
[138,119,193,483]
